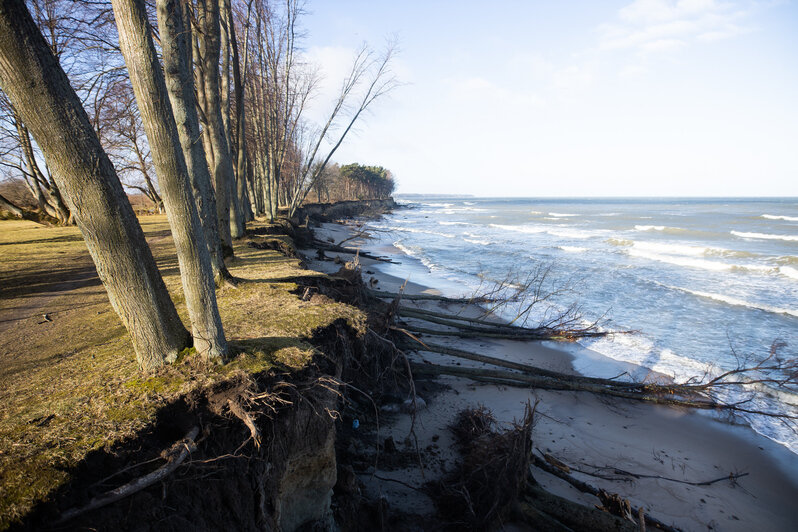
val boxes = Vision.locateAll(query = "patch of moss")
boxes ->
[124,375,184,396]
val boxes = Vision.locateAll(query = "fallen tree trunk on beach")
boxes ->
[383,285,798,428]
[399,338,637,387]
[409,359,798,422]
[312,239,399,263]
[397,323,608,341]
[368,288,496,304]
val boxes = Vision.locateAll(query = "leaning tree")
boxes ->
[110,0,228,361]
[0,0,190,369]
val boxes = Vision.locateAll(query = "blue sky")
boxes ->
[301,1,798,196]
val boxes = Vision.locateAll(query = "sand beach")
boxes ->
[306,219,798,531]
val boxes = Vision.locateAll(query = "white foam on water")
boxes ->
[624,241,776,275]
[489,224,547,234]
[558,246,588,253]
[578,332,706,381]
[779,266,798,281]
[463,201,476,205]
[632,241,708,256]
[579,331,798,453]
[548,228,602,239]
[635,225,666,231]
[762,214,798,222]
[464,238,492,246]
[732,231,798,242]
[629,248,777,274]
[606,237,634,247]
[393,240,440,272]
[667,286,798,318]
[424,202,454,207]
[384,226,457,239]
[438,221,470,226]
[549,212,578,217]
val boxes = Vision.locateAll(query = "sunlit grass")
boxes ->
[0,215,364,529]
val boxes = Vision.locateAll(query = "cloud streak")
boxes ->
[598,0,751,54]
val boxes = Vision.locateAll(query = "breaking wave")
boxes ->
[762,214,798,222]
[732,231,798,242]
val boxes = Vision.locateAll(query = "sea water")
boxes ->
[360,197,798,453]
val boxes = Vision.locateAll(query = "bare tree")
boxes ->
[227,0,253,222]
[157,0,234,283]
[98,80,164,213]
[111,0,228,361]
[0,93,72,222]
[286,42,398,216]
[0,0,190,369]
[194,0,241,242]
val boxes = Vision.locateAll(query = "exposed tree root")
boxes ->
[57,427,200,524]
[428,403,536,529]
[227,398,262,450]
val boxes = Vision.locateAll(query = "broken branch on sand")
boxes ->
[529,452,680,532]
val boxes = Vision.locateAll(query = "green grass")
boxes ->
[0,215,365,529]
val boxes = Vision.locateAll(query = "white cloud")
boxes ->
[599,0,751,54]
[449,76,544,109]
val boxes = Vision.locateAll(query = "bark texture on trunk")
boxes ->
[111,0,227,361]
[196,0,242,242]
[0,0,190,370]
[157,0,230,283]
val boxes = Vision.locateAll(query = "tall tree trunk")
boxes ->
[111,0,227,361]
[195,0,243,241]
[228,0,253,222]
[217,0,246,233]
[0,0,190,370]
[157,0,232,283]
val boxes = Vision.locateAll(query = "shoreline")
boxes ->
[307,217,798,531]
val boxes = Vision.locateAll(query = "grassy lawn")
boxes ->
[0,215,364,529]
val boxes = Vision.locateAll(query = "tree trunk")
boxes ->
[217,0,245,234]
[156,0,231,284]
[111,0,227,361]
[228,0,253,223]
[195,0,243,241]
[0,0,190,370]
[0,192,25,217]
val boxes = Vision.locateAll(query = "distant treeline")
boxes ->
[308,163,396,203]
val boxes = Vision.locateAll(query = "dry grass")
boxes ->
[0,215,365,529]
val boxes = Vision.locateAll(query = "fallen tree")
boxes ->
[312,239,399,263]
[379,273,798,430]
